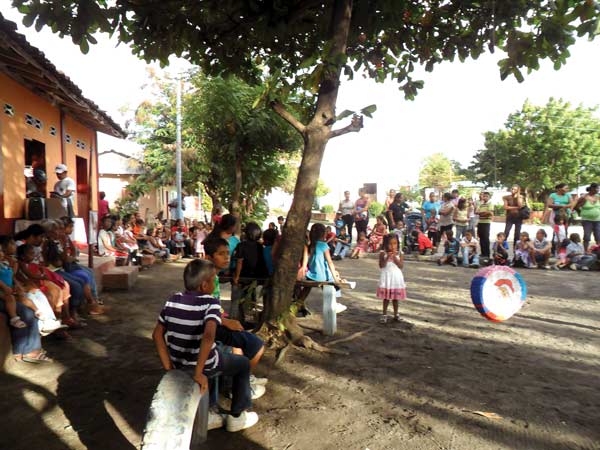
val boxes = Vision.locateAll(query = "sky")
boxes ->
[2,4,600,204]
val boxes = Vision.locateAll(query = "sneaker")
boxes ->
[542,265,551,270]
[393,314,401,322]
[569,263,578,271]
[469,263,480,268]
[335,303,347,313]
[379,315,388,324]
[208,410,225,430]
[553,265,561,271]
[226,411,259,432]
[249,374,268,386]
[450,260,458,267]
[581,266,590,271]
[251,384,266,400]
[437,260,442,266]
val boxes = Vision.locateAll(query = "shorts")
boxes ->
[215,327,264,360]
[535,254,546,263]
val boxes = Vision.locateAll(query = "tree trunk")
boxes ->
[230,151,243,218]
[267,0,353,342]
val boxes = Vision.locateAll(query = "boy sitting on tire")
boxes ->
[152,259,259,432]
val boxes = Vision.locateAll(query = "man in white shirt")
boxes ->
[52,164,76,217]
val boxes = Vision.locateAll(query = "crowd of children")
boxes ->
[0,219,106,364]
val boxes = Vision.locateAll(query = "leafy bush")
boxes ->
[320,205,335,214]
[369,201,385,218]
[531,202,545,212]
[532,217,542,225]
[493,204,505,216]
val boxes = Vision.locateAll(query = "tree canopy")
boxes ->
[129,71,302,221]
[419,153,455,191]
[468,98,600,196]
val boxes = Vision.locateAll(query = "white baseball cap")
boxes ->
[55,164,68,174]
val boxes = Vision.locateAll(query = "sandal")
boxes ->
[379,315,388,324]
[96,298,104,305]
[20,351,54,364]
[393,314,401,322]
[88,304,105,315]
[10,316,27,329]
[51,329,73,341]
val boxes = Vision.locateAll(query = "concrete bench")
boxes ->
[142,370,210,450]
[102,266,140,291]
[219,276,356,336]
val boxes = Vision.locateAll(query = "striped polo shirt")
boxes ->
[158,291,222,370]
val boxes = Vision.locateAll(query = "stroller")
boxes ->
[403,211,423,254]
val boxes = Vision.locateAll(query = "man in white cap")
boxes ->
[52,164,76,217]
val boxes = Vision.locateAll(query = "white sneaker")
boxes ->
[249,374,268,385]
[226,411,259,432]
[335,303,347,313]
[251,384,266,400]
[207,410,225,430]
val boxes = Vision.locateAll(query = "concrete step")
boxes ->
[102,266,139,291]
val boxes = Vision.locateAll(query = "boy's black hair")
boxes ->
[27,224,45,237]
[203,237,229,257]
[569,233,581,243]
[443,192,453,201]
[277,216,285,221]
[411,230,419,239]
[0,235,14,250]
[497,232,506,238]
[382,233,400,252]
[244,222,262,241]
[536,229,547,238]
[262,229,278,246]
[183,259,215,291]
[464,229,474,235]
[445,230,454,239]
[17,243,33,260]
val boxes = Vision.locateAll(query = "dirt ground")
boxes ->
[1,256,599,450]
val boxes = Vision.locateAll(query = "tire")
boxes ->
[142,370,208,450]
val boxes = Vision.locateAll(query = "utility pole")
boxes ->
[176,77,183,220]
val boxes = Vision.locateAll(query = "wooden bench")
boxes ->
[219,276,356,336]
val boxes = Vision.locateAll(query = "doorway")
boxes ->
[76,156,89,220]
[24,139,47,197]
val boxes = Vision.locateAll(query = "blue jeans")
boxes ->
[334,242,350,258]
[462,247,480,267]
[66,263,98,298]
[0,300,41,355]
[455,225,467,241]
[571,254,597,269]
[204,350,252,416]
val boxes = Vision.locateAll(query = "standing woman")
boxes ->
[384,189,396,230]
[353,189,371,238]
[503,185,525,249]
[338,191,355,242]
[574,183,600,253]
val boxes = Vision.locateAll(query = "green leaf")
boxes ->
[335,109,354,121]
[360,104,377,118]
[79,39,90,54]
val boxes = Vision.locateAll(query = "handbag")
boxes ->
[519,206,531,220]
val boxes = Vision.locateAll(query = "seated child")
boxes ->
[532,229,552,269]
[350,231,369,259]
[565,233,597,271]
[492,232,509,266]
[332,228,351,260]
[512,232,535,268]
[411,229,433,255]
[460,229,480,268]
[552,216,568,257]
[368,215,388,252]
[194,223,208,258]
[325,226,337,254]
[152,259,259,432]
[437,230,460,266]
[333,212,345,236]
[204,238,268,391]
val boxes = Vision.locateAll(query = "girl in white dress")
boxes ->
[377,234,407,323]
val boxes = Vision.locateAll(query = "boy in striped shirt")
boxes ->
[152,259,259,432]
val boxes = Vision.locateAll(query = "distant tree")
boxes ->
[419,153,455,191]
[469,98,600,198]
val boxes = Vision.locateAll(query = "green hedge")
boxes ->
[493,204,505,216]
[531,202,545,212]
[320,205,335,214]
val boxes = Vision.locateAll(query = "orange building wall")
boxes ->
[0,72,98,231]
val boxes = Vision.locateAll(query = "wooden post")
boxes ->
[87,132,96,269]
[322,285,337,336]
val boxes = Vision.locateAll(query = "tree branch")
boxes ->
[270,101,306,135]
[329,114,364,139]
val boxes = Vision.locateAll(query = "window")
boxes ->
[25,113,34,126]
[34,118,43,130]
[49,126,57,136]
[3,103,14,117]
[80,141,86,150]
[76,139,81,148]
[65,134,72,144]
